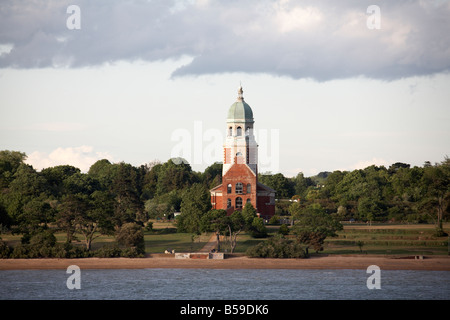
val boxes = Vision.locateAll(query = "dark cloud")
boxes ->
[1,0,449,81]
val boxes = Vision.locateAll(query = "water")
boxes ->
[0,268,449,300]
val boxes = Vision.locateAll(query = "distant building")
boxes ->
[210,86,275,220]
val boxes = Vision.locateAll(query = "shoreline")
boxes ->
[1,255,449,271]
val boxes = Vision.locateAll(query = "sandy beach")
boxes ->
[1,254,449,271]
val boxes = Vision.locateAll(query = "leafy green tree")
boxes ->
[110,162,145,227]
[155,159,197,196]
[259,172,294,198]
[56,194,82,243]
[292,204,343,253]
[4,164,50,231]
[116,222,145,255]
[202,162,222,189]
[200,209,227,251]
[0,150,27,189]
[41,165,80,198]
[357,197,385,224]
[292,172,313,199]
[225,210,246,253]
[250,217,268,238]
[420,158,450,233]
[288,201,303,222]
[278,223,289,235]
[246,235,307,258]
[57,192,115,251]
[177,183,211,234]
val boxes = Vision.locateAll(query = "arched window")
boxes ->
[227,184,232,194]
[246,127,250,136]
[246,198,251,204]
[236,126,242,136]
[227,198,232,208]
[246,183,251,194]
[235,182,243,194]
[228,127,232,136]
[236,197,243,209]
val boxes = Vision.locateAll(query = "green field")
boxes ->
[323,223,450,256]
[1,222,449,256]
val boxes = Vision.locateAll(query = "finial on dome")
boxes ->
[237,84,244,101]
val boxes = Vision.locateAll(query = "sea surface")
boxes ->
[0,268,449,300]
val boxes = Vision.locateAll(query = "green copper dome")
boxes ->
[227,86,254,123]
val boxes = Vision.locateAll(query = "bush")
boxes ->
[116,223,146,254]
[0,239,11,258]
[278,224,290,235]
[11,243,29,258]
[249,217,268,238]
[269,215,280,225]
[94,245,122,258]
[246,236,307,259]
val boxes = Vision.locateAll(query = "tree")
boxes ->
[259,173,294,198]
[292,204,343,253]
[200,209,227,251]
[57,194,87,244]
[155,159,197,196]
[57,192,114,250]
[4,163,50,232]
[225,210,246,253]
[421,158,450,234]
[240,202,267,237]
[278,224,289,235]
[202,162,222,189]
[110,162,145,227]
[41,165,80,198]
[177,183,211,234]
[357,197,385,225]
[0,151,27,189]
[88,159,116,189]
[116,222,145,255]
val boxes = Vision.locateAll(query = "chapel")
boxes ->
[210,86,276,220]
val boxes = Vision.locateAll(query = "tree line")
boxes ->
[260,158,449,231]
[0,150,448,258]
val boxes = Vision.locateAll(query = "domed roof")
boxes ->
[227,86,254,123]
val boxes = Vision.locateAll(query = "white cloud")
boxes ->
[275,5,323,33]
[1,0,449,81]
[348,158,393,171]
[26,146,114,172]
[30,122,86,132]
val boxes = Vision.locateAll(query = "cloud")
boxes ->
[29,122,86,132]
[26,146,114,172]
[348,158,393,171]
[1,0,449,81]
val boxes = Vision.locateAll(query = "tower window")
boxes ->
[236,126,242,136]
[227,198,231,208]
[247,183,251,194]
[236,197,243,209]
[227,184,232,194]
[228,127,232,136]
[246,127,250,136]
[235,182,243,194]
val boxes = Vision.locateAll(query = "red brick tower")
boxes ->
[210,87,275,220]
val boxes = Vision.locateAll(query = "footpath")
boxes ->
[199,234,219,252]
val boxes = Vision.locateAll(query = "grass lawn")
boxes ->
[322,222,450,256]
[1,222,448,256]
[144,231,211,254]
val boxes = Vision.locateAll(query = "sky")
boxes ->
[1,0,449,177]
